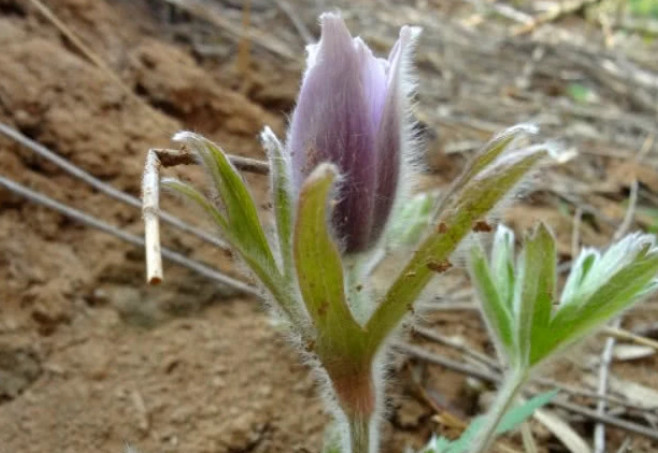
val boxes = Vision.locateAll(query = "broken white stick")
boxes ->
[142,149,163,284]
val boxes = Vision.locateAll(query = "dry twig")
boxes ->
[143,150,163,284]
[153,148,269,174]
[594,178,640,452]
[594,317,621,453]
[142,148,269,283]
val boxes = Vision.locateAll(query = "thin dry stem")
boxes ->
[152,148,270,175]
[603,326,658,351]
[142,148,269,285]
[29,0,137,100]
[571,207,583,259]
[612,179,639,241]
[143,150,163,284]
[594,317,621,453]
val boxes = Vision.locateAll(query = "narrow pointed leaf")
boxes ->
[165,134,298,319]
[175,132,276,267]
[162,177,228,231]
[457,124,538,188]
[433,124,537,217]
[468,245,514,359]
[365,149,547,353]
[163,177,287,305]
[294,164,365,357]
[559,248,600,307]
[262,127,294,277]
[491,225,516,310]
[515,223,556,366]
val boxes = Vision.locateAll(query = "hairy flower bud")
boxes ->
[286,13,420,253]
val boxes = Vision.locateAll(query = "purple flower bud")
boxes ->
[287,13,420,254]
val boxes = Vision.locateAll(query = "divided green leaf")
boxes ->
[515,223,556,367]
[536,251,658,364]
[468,245,514,359]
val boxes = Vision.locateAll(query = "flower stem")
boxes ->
[348,413,371,453]
[470,368,528,453]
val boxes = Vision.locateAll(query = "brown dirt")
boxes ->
[1,0,657,452]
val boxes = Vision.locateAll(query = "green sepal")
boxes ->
[293,164,365,358]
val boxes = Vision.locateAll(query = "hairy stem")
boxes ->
[470,368,528,453]
[348,413,371,453]
[326,358,377,453]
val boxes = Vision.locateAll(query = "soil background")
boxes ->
[1,1,658,452]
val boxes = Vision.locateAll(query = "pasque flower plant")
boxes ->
[144,11,658,453]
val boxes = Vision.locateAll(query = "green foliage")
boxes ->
[365,129,548,355]
[468,245,514,358]
[262,127,295,278]
[516,224,556,367]
[469,225,658,368]
[293,164,366,358]
[534,241,658,363]
[421,390,558,453]
[387,191,438,247]
[164,132,291,314]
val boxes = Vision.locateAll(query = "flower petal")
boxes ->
[371,26,421,239]
[287,13,383,251]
